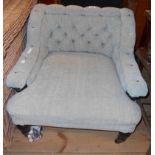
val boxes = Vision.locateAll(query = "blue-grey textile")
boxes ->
[6,4,148,133]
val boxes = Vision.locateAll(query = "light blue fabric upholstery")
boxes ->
[7,52,141,133]
[6,47,39,89]
[6,4,148,133]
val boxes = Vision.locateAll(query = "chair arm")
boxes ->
[112,52,148,98]
[6,47,40,89]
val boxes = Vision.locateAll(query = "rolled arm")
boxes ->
[113,52,148,97]
[6,47,40,89]
[112,8,148,97]
[6,4,48,89]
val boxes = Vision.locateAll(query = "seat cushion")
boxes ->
[7,52,141,133]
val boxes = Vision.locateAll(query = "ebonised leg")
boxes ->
[17,125,31,137]
[14,85,43,141]
[14,84,27,93]
[17,125,43,142]
[115,132,131,144]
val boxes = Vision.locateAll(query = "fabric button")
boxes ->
[56,40,61,44]
[108,34,112,39]
[87,27,92,31]
[81,34,85,37]
[81,14,85,16]
[101,42,104,47]
[50,32,53,38]
[103,26,107,30]
[72,25,76,29]
[126,52,130,55]
[71,39,75,43]
[57,25,61,29]
[87,41,91,44]
[64,32,67,37]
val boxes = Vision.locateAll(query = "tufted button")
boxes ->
[57,25,61,29]
[87,41,91,44]
[81,14,85,16]
[126,52,130,56]
[71,39,75,43]
[136,80,139,82]
[108,34,112,39]
[81,34,85,38]
[99,14,103,17]
[101,42,104,47]
[103,26,107,31]
[50,32,53,38]
[95,33,99,37]
[72,25,76,29]
[64,32,67,37]
[87,27,92,31]
[56,40,61,44]
[129,64,134,67]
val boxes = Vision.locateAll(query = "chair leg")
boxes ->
[17,125,31,137]
[115,132,131,144]
[14,84,27,93]
[17,125,43,142]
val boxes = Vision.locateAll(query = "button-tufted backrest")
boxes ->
[19,4,137,92]
[26,4,135,60]
[44,5,122,57]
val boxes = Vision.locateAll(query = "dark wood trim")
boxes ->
[115,132,132,144]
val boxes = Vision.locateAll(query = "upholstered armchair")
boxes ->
[6,4,148,143]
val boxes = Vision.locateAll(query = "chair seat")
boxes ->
[7,52,141,133]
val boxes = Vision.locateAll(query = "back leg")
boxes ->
[17,125,31,137]
[115,132,131,144]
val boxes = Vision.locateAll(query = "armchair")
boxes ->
[6,4,148,143]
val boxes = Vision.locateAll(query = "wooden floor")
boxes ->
[4,120,150,155]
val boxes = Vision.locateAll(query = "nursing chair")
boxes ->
[6,4,148,143]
